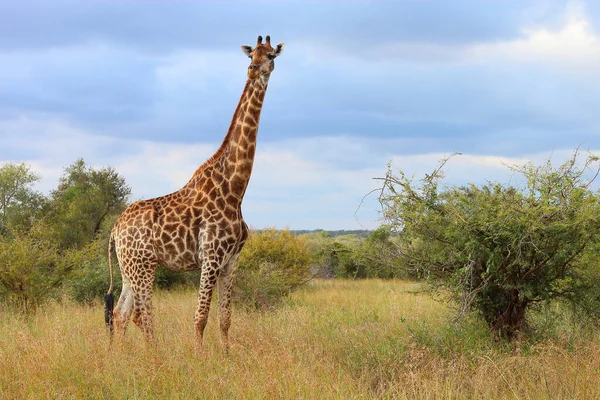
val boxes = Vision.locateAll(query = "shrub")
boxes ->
[353,226,409,279]
[317,241,365,279]
[67,260,122,304]
[0,222,96,310]
[235,229,313,309]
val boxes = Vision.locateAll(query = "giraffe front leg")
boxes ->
[218,256,238,354]
[194,263,219,354]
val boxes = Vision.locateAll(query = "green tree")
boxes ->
[378,151,600,339]
[0,162,45,232]
[48,159,131,249]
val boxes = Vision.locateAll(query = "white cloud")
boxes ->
[303,4,600,77]
[0,115,117,192]
[113,141,216,200]
[467,11,600,72]
[0,115,215,196]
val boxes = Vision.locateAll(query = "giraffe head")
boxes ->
[241,35,285,83]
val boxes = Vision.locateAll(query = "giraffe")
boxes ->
[104,35,285,353]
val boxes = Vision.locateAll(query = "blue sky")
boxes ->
[2,0,600,230]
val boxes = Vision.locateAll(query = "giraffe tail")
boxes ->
[104,232,115,335]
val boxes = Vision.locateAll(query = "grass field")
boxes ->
[1,279,599,399]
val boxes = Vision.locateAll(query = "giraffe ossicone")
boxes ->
[104,35,285,353]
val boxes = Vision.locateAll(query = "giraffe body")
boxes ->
[106,36,284,352]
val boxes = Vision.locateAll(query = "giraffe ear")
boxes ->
[273,43,285,57]
[241,45,253,58]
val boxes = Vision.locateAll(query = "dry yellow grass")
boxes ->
[0,279,599,399]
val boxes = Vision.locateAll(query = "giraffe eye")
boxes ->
[267,54,275,60]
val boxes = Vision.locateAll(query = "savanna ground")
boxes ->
[1,280,599,399]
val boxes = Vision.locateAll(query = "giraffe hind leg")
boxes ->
[113,280,134,337]
[132,289,156,343]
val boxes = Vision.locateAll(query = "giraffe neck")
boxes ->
[188,77,269,203]
[222,77,268,188]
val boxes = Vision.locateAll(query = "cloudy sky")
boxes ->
[2,0,600,230]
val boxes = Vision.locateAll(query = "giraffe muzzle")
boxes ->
[248,65,260,80]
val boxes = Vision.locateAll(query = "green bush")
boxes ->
[67,260,122,304]
[353,226,410,279]
[317,241,365,278]
[235,229,313,309]
[0,222,95,310]
[155,267,200,290]
[311,228,411,280]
